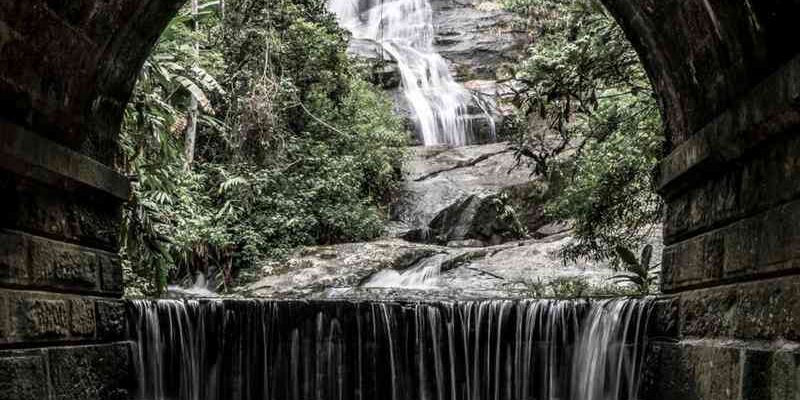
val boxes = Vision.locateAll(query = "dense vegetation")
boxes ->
[119,0,409,296]
[504,0,664,280]
[120,0,665,297]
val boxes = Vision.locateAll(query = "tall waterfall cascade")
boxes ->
[327,0,495,146]
[130,298,654,400]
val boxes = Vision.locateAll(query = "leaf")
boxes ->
[640,244,653,269]
[614,245,639,268]
[174,76,214,114]
[191,66,226,95]
[219,176,248,194]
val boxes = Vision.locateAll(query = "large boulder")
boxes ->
[422,181,549,245]
[389,142,547,244]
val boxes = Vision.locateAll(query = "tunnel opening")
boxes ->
[0,0,799,399]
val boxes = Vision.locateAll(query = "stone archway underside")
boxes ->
[1,0,799,398]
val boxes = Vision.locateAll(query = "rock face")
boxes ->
[431,0,527,80]
[390,142,545,241]
[244,240,445,298]
[243,142,639,300]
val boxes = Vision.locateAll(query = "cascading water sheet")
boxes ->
[129,298,654,400]
[327,0,494,146]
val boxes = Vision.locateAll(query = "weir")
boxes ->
[129,298,655,400]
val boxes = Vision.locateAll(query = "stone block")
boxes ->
[641,341,742,400]
[663,198,800,292]
[0,172,121,251]
[743,349,800,400]
[99,253,123,294]
[96,300,126,340]
[70,298,96,336]
[723,216,760,277]
[30,236,99,291]
[662,232,723,291]
[0,349,50,400]
[0,230,28,285]
[0,292,8,338]
[647,297,679,339]
[48,342,136,400]
[679,276,800,341]
[735,278,800,341]
[0,291,113,344]
[680,286,738,338]
[15,295,70,339]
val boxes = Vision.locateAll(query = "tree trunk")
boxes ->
[184,97,198,171]
[184,0,200,172]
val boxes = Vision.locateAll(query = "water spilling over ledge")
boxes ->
[129,298,654,400]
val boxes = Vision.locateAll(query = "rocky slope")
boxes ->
[242,143,628,300]
[431,0,527,80]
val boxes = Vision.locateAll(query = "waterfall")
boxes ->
[327,0,495,146]
[129,298,654,400]
[362,253,449,288]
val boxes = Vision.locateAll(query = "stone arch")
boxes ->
[0,0,185,165]
[602,0,800,147]
[598,1,800,397]
[1,1,800,399]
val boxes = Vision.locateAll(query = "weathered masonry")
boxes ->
[604,1,800,398]
[0,1,183,398]
[1,1,799,399]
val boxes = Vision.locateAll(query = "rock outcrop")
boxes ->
[431,0,527,80]
[390,142,546,242]
[244,232,620,299]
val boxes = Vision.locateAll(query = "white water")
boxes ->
[328,0,494,146]
[362,253,449,288]
[166,272,215,298]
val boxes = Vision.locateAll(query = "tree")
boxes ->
[119,0,409,296]
[504,0,665,266]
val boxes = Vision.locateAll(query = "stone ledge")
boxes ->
[662,199,800,292]
[0,342,136,400]
[0,229,122,295]
[678,275,800,341]
[656,52,800,198]
[663,129,800,245]
[0,289,127,347]
[0,170,122,251]
[0,119,129,200]
[641,340,800,400]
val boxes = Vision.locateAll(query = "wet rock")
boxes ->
[243,234,620,300]
[446,239,487,248]
[426,181,548,245]
[243,239,444,298]
[390,142,548,243]
[431,0,527,80]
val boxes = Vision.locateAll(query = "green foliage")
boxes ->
[504,0,664,266]
[120,0,409,296]
[516,276,636,298]
[610,244,659,295]
[492,192,529,238]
